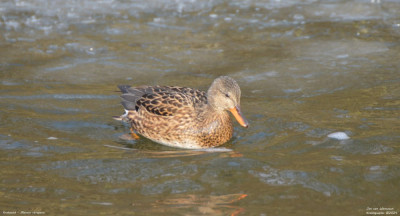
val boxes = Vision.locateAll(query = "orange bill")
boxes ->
[229,105,249,128]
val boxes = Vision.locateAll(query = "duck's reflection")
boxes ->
[148,193,248,216]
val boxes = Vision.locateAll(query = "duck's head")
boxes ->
[207,76,249,128]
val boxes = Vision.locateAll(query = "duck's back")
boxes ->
[118,85,207,113]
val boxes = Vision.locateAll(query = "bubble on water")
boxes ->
[327,132,350,140]
[224,17,232,22]
[209,14,218,18]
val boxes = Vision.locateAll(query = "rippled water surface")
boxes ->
[1,0,399,215]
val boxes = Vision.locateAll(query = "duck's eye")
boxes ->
[225,93,230,98]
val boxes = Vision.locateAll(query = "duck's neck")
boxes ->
[206,84,223,112]
[199,103,229,125]
[203,103,232,137]
[205,102,225,114]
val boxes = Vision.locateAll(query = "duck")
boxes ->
[115,76,248,149]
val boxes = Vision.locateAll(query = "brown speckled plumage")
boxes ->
[116,76,248,149]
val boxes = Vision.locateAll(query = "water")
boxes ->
[1,0,399,215]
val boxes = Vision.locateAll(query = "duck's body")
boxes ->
[116,76,248,149]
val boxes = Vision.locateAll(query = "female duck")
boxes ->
[116,76,248,149]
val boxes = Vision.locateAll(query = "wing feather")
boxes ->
[119,85,207,116]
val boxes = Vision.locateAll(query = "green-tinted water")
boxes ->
[1,0,399,215]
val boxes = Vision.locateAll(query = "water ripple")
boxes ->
[0,94,117,100]
[249,165,342,196]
